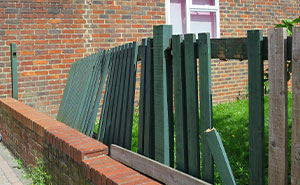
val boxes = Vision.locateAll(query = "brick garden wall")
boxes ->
[0,0,300,116]
[0,98,162,185]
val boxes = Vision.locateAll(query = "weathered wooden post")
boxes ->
[268,27,288,185]
[292,26,300,185]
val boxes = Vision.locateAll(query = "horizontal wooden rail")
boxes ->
[110,145,211,185]
[137,36,292,61]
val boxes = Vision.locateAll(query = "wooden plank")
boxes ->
[292,27,300,185]
[118,43,133,147]
[143,38,155,158]
[86,51,110,136]
[153,25,172,165]
[98,49,116,141]
[138,39,147,154]
[268,28,288,185]
[113,44,129,144]
[166,41,174,168]
[103,47,120,144]
[198,33,214,183]
[110,144,212,185]
[184,33,200,178]
[108,45,126,146]
[247,30,265,185]
[124,42,138,149]
[172,35,188,172]
[204,128,236,185]
[10,43,18,100]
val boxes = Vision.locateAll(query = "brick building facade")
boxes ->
[0,0,299,117]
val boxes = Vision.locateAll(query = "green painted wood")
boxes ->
[113,44,130,144]
[172,35,188,173]
[247,30,265,185]
[103,47,121,144]
[292,27,300,185]
[124,42,138,149]
[98,48,117,141]
[204,128,236,185]
[184,33,200,178]
[86,51,110,136]
[119,43,133,147]
[109,45,127,146]
[57,61,77,121]
[106,46,124,146]
[166,42,174,168]
[143,38,155,158]
[10,43,18,100]
[138,39,147,154]
[198,33,214,183]
[80,52,105,134]
[268,28,288,185]
[153,25,172,165]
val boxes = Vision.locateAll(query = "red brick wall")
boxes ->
[1,0,300,117]
[219,0,300,37]
[0,0,165,117]
[0,98,162,185]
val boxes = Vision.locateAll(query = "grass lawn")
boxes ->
[130,93,292,184]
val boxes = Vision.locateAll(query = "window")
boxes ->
[167,0,220,38]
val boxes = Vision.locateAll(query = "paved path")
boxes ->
[0,143,32,185]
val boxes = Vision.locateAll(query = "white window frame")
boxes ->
[166,0,220,38]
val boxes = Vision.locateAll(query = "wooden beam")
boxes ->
[204,128,236,185]
[292,26,300,185]
[247,30,265,185]
[110,145,211,185]
[268,28,288,185]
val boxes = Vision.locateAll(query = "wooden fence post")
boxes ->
[268,28,288,185]
[198,33,214,183]
[172,34,188,172]
[10,43,18,100]
[153,25,173,166]
[247,30,265,185]
[184,33,200,178]
[292,26,300,185]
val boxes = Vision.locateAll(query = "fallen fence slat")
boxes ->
[184,33,200,178]
[292,27,300,185]
[247,30,265,185]
[172,34,188,173]
[204,128,236,185]
[110,144,212,185]
[268,27,288,185]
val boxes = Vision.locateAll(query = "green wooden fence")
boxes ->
[137,25,299,185]
[54,25,299,185]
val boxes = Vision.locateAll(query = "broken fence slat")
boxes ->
[204,128,236,185]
